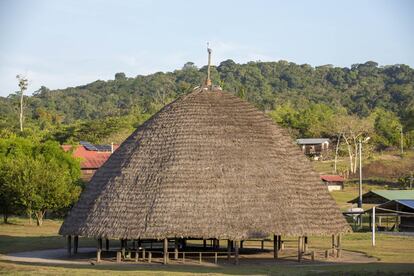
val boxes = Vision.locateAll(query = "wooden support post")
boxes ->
[214,252,218,264]
[163,238,168,265]
[261,240,264,250]
[182,252,185,263]
[134,250,139,262]
[199,252,202,264]
[331,234,336,257]
[337,233,342,258]
[240,240,244,249]
[142,248,146,260]
[105,239,109,251]
[273,235,278,259]
[203,239,207,249]
[74,236,79,254]
[278,235,282,251]
[96,249,101,263]
[325,250,329,259]
[227,240,232,260]
[148,251,152,263]
[234,240,239,265]
[98,238,103,250]
[311,251,315,261]
[304,236,308,253]
[67,235,72,256]
[297,236,302,262]
[116,251,121,263]
[121,239,125,258]
[174,239,179,260]
[216,239,220,249]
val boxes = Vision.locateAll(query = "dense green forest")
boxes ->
[0,60,413,149]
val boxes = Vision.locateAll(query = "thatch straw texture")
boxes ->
[60,87,350,240]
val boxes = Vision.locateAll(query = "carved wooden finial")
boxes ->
[205,43,212,86]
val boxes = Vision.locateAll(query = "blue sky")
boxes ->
[0,0,413,97]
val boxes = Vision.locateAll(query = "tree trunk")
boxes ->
[27,210,33,225]
[334,133,341,173]
[347,144,353,174]
[19,89,24,132]
[35,211,45,226]
[354,140,359,174]
[3,213,8,224]
[343,135,355,174]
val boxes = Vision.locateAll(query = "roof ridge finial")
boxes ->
[205,42,212,87]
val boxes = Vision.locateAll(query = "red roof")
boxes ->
[320,175,344,182]
[62,144,118,169]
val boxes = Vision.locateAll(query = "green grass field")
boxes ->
[1,217,414,275]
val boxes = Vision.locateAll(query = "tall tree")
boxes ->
[16,75,28,132]
[333,115,374,174]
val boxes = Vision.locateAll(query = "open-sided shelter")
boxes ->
[60,53,350,264]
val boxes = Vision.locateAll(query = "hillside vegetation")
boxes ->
[0,60,413,148]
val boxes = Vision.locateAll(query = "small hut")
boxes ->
[60,52,350,264]
[320,175,345,191]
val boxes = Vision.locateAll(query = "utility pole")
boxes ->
[358,137,370,208]
[400,126,404,156]
[372,207,376,247]
[358,138,363,209]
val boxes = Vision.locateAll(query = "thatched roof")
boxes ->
[60,87,350,240]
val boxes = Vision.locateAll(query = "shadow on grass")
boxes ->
[0,235,95,254]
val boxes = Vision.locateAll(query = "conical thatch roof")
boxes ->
[60,87,350,240]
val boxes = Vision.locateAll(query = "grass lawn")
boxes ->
[1,218,414,275]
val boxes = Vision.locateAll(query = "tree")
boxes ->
[371,108,402,149]
[114,72,126,81]
[331,115,374,174]
[0,158,21,223]
[0,138,81,225]
[24,156,80,226]
[182,62,197,70]
[16,75,28,132]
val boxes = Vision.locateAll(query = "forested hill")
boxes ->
[1,60,413,146]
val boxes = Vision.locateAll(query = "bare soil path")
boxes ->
[0,247,377,266]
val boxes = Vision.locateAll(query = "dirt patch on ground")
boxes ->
[0,247,377,267]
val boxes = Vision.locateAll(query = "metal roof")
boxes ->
[296,138,330,145]
[366,199,414,214]
[62,144,119,169]
[372,190,414,200]
[320,175,344,182]
[348,190,414,204]
[397,199,414,209]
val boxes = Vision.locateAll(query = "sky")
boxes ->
[0,0,413,97]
